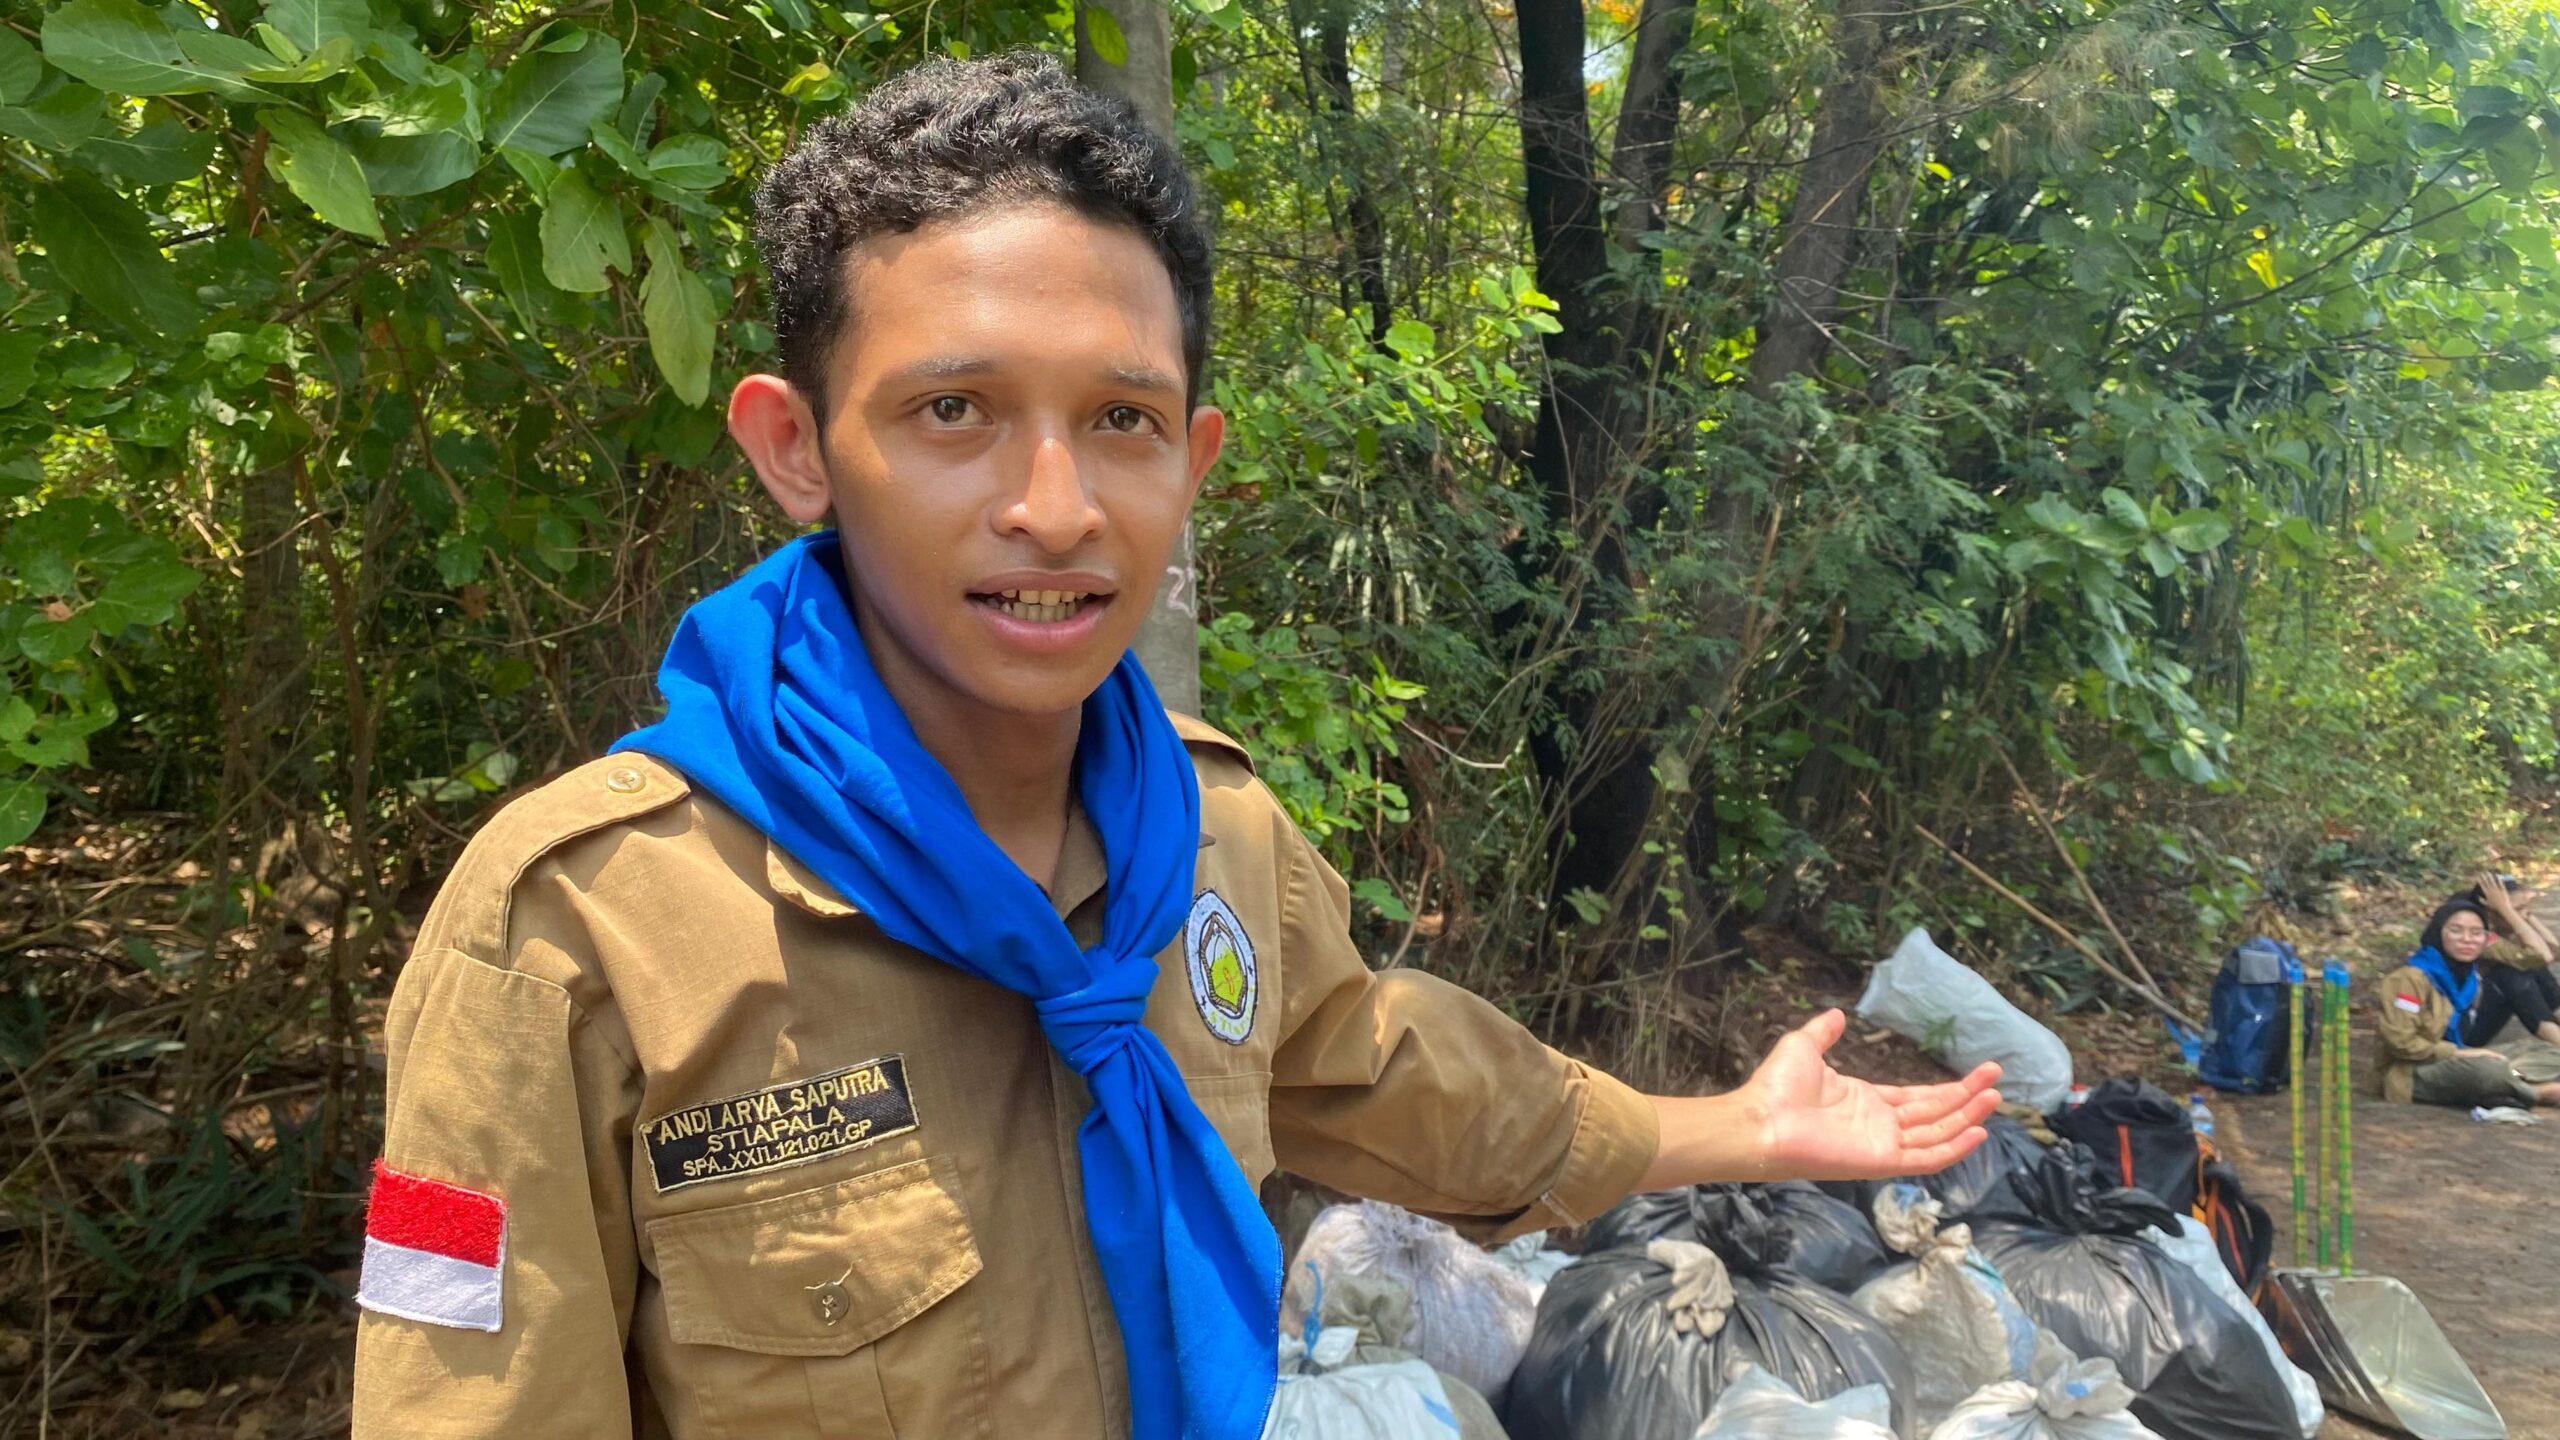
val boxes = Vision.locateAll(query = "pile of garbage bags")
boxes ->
[1504,1191,1915,1440]
[1263,933,2328,1440]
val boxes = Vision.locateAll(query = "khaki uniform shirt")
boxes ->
[2372,962,2461,1103]
[353,716,1657,1438]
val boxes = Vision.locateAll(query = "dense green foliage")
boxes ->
[3,0,2558,1345]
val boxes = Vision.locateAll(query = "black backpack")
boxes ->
[2050,1077,2200,1214]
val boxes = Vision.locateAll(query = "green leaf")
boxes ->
[261,0,372,54]
[485,33,622,157]
[645,133,726,190]
[0,85,109,152]
[2161,508,2232,551]
[1084,5,1129,66]
[333,67,477,139]
[27,174,199,339]
[261,109,382,239]
[484,207,561,327]
[0,332,44,408]
[1348,876,1414,922]
[2485,122,2542,191]
[0,27,42,104]
[73,118,216,182]
[19,611,95,664]
[87,553,202,632]
[538,170,628,292]
[1382,318,1435,359]
[42,0,280,100]
[0,772,43,849]
[351,128,476,196]
[586,116,649,175]
[639,217,716,405]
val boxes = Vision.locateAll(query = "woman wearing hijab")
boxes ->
[2375,895,2560,1109]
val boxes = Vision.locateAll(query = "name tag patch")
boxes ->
[642,1055,918,1193]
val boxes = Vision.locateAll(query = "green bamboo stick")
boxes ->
[2316,964,2334,1270]
[2333,963,2354,1275]
[2304,958,2324,1260]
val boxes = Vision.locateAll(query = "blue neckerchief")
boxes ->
[2405,945,2480,1043]
[616,534,1278,1439]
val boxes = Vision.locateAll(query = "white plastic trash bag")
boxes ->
[2145,1217,2322,1438]
[1282,1201,1536,1401]
[1858,928,2073,1110]
[1267,1326,1465,1440]
[1488,1230,1579,1298]
[1852,1184,2041,1428]
[1928,1333,2161,1440]
[1692,1362,1898,1439]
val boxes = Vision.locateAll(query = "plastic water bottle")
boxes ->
[2189,1092,2216,1137]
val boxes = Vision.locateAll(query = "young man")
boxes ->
[352,52,1998,1439]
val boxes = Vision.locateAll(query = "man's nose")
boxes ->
[1000,432,1104,552]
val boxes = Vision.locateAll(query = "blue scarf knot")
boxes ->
[1038,958,1160,1074]
[616,534,1279,1439]
[2406,944,2480,1043]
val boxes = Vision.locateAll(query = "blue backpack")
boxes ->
[2197,938,2302,1093]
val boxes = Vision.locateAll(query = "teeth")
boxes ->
[984,591,1095,624]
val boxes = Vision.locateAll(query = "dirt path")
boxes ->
[2213,1035,2560,1440]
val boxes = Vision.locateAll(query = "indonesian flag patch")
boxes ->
[358,1160,506,1331]
[2394,993,2423,1014]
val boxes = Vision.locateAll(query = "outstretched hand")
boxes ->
[1741,1009,2003,1181]
[1637,1008,2003,1191]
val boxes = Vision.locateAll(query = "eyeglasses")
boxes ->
[2444,926,2492,941]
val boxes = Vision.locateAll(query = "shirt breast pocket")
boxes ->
[647,1156,992,1440]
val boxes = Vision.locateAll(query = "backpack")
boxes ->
[2050,1077,2200,1214]
[2196,938,2298,1094]
[2193,1148,2274,1299]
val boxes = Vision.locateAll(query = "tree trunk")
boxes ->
[1745,0,1904,397]
[1741,0,1909,917]
[1314,3,1393,345]
[1078,0,1200,715]
[1514,0,1699,904]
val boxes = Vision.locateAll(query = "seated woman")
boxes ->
[2375,896,2560,1109]
[2468,872,2560,1045]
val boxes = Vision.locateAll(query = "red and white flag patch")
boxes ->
[358,1160,506,1331]
[2394,993,2423,1014]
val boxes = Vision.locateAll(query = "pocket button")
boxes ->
[810,1274,850,1327]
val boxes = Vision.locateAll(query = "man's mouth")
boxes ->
[971,588,1106,624]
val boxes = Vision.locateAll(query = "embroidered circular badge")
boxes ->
[1184,890,1257,1045]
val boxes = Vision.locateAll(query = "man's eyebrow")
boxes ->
[1108,364,1183,395]
[885,355,998,385]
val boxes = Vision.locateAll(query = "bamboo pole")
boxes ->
[1912,824,2205,1033]
[2290,962,2307,1270]
[2324,963,2344,1255]
[1996,749,2167,999]
[2344,963,2355,1265]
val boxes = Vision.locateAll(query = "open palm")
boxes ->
[1744,1010,2003,1181]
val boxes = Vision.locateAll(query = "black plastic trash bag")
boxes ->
[1505,1188,1912,1440]
[1820,1111,2056,1222]
[1968,1149,2298,1440]
[1583,1181,1894,1294]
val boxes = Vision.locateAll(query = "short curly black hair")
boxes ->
[752,51,1213,411]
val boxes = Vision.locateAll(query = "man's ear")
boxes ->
[1182,403,1226,507]
[730,373,833,525]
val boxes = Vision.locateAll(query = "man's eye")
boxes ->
[927,396,974,424]
[1104,405,1154,434]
